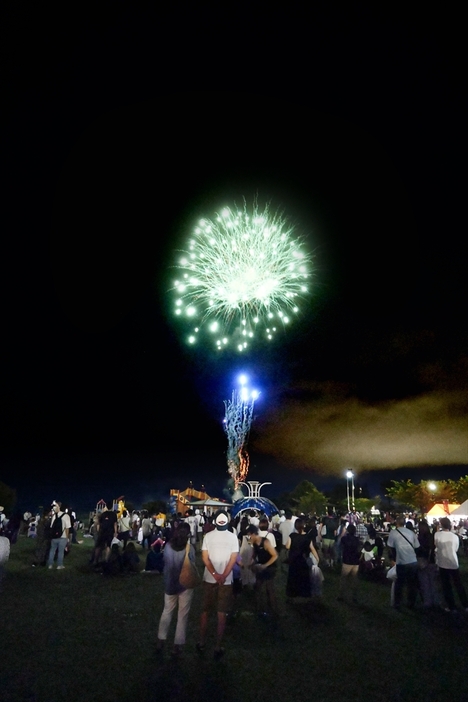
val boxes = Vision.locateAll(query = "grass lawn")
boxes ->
[2,535,468,702]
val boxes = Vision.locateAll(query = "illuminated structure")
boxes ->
[169,483,209,515]
[172,200,312,352]
[169,484,230,516]
[224,375,259,492]
[346,470,355,512]
[231,481,278,518]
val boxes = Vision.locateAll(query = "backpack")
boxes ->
[49,513,64,539]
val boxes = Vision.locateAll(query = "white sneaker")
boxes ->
[48,565,53,569]
[57,565,65,570]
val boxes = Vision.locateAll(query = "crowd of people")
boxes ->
[2,501,468,656]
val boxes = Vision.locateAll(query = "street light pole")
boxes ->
[346,470,354,512]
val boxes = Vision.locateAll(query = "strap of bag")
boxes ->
[396,528,416,550]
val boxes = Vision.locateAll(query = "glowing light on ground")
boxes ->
[171,201,312,351]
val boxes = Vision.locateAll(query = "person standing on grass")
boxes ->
[194,509,204,549]
[118,509,132,549]
[386,515,420,610]
[334,516,347,567]
[337,524,362,602]
[434,517,468,613]
[416,519,440,609]
[32,509,51,567]
[247,524,279,614]
[93,503,118,564]
[47,501,71,570]
[0,506,6,535]
[321,510,338,568]
[184,509,198,549]
[279,509,295,560]
[354,516,369,545]
[258,517,276,550]
[0,532,10,590]
[198,510,239,660]
[285,518,320,599]
[140,511,153,549]
[156,523,195,656]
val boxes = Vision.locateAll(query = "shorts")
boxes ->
[96,532,114,548]
[256,565,277,581]
[322,538,335,552]
[201,582,233,613]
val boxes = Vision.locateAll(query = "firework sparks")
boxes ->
[172,201,312,351]
[223,376,259,488]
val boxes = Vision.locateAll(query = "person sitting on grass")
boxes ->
[144,539,164,573]
[103,543,122,576]
[360,540,378,572]
[366,526,384,560]
[121,541,140,574]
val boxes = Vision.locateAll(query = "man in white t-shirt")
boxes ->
[434,517,468,612]
[387,515,420,610]
[47,501,71,570]
[198,510,239,659]
[279,510,295,552]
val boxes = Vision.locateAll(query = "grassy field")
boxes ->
[2,534,468,702]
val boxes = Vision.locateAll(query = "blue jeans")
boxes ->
[48,537,68,567]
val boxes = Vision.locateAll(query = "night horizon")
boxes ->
[2,13,466,517]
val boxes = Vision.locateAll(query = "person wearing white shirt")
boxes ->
[0,533,10,589]
[258,517,276,550]
[279,510,295,552]
[47,501,71,570]
[248,510,260,527]
[198,510,239,659]
[387,515,420,610]
[0,506,7,534]
[434,517,468,612]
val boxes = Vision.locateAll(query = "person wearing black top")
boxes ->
[247,524,278,616]
[337,524,362,603]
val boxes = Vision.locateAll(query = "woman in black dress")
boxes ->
[286,518,320,598]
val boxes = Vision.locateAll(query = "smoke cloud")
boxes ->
[253,383,468,477]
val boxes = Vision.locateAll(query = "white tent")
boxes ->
[426,503,460,520]
[448,500,468,519]
[189,499,233,516]
[190,499,233,507]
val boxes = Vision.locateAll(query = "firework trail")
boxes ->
[223,379,258,489]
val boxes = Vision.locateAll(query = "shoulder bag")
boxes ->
[179,543,201,589]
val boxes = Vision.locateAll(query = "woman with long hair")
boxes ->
[156,522,196,656]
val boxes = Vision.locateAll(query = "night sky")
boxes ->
[1,7,466,512]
